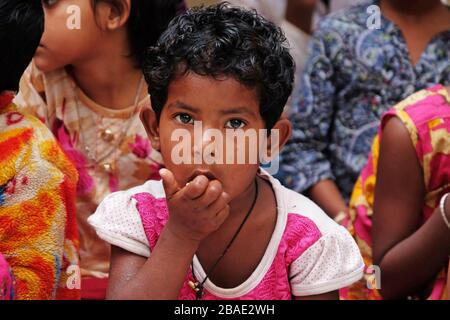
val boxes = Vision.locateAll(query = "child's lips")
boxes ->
[188,170,217,182]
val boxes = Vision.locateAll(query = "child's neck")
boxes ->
[69,53,145,110]
[196,175,278,288]
[229,178,259,220]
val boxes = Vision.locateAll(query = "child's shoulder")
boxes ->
[102,179,166,211]
[266,170,361,255]
[266,175,365,297]
[382,84,450,137]
[277,183,342,237]
[88,180,166,258]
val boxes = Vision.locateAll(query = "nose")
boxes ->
[192,122,218,164]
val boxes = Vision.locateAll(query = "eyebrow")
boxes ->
[167,101,199,113]
[219,107,258,118]
[168,101,258,118]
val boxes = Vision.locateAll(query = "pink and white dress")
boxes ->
[89,169,364,299]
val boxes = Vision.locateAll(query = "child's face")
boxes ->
[147,73,278,202]
[35,0,108,72]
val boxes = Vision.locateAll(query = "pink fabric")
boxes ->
[133,193,322,300]
[0,253,14,300]
[343,84,450,300]
[54,118,94,196]
[129,134,152,159]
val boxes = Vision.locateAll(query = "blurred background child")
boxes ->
[0,0,79,300]
[89,4,364,300]
[14,0,185,299]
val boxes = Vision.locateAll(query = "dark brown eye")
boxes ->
[175,113,194,125]
[226,119,245,129]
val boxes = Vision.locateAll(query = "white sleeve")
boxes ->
[88,191,150,258]
[289,226,364,297]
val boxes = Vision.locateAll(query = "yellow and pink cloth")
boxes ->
[342,85,450,300]
[0,92,80,300]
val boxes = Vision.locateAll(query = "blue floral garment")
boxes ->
[278,0,450,200]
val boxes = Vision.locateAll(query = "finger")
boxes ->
[182,175,209,200]
[196,180,223,208]
[212,204,230,230]
[159,169,180,199]
[206,191,230,214]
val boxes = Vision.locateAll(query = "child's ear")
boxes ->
[140,107,161,151]
[264,118,292,160]
[94,0,131,31]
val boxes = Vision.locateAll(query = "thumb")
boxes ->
[159,169,180,199]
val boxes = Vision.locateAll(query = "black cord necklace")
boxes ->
[188,179,259,300]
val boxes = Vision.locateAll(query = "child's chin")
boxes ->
[33,54,63,73]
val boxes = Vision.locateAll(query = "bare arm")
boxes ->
[372,117,450,299]
[309,180,348,219]
[107,229,198,300]
[107,169,230,300]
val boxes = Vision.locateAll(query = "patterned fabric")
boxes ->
[342,85,450,300]
[0,92,80,300]
[279,0,450,200]
[15,62,163,278]
[0,253,14,300]
[89,169,364,299]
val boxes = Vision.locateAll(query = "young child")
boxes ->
[0,0,79,300]
[14,0,184,299]
[342,85,450,300]
[88,4,364,300]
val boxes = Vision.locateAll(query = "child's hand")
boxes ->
[160,169,231,245]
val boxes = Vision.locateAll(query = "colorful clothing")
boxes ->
[0,92,80,300]
[279,0,450,199]
[0,249,14,300]
[15,63,163,280]
[342,85,450,300]
[88,169,364,299]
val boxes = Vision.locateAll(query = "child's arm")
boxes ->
[107,233,198,300]
[372,117,450,299]
[107,169,230,300]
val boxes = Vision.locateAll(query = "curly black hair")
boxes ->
[0,0,44,92]
[143,2,295,130]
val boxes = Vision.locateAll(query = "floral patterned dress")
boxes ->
[15,63,163,281]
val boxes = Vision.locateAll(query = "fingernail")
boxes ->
[195,175,207,185]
